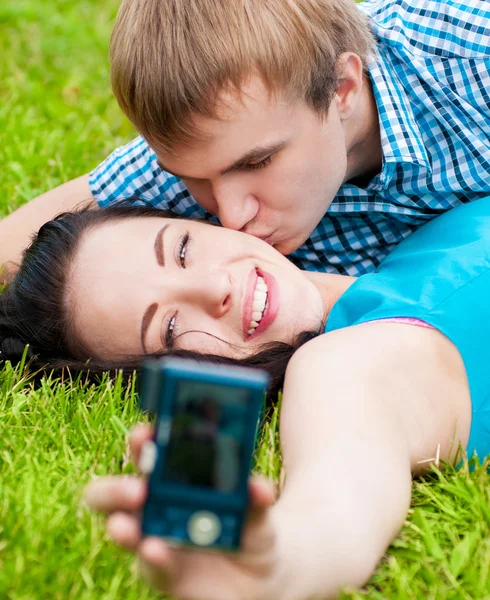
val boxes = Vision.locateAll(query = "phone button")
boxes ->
[187,511,222,546]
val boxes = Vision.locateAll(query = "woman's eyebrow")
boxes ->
[154,224,169,266]
[141,302,159,353]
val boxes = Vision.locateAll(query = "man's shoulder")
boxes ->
[360,0,490,58]
[88,136,205,215]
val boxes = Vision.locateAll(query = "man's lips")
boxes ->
[241,267,279,340]
[246,230,277,246]
[258,234,275,245]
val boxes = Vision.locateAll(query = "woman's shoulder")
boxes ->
[289,321,447,376]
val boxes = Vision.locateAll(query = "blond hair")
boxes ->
[111,0,374,154]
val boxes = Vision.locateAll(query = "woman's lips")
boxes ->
[241,267,279,341]
[254,269,279,338]
[242,268,258,339]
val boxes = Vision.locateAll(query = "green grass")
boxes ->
[0,0,133,216]
[1,1,490,598]
[0,360,282,600]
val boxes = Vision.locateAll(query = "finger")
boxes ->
[241,476,277,555]
[248,475,276,512]
[129,423,154,466]
[137,537,178,592]
[83,475,146,513]
[139,536,175,570]
[106,512,142,552]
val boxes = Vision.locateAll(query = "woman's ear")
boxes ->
[334,52,365,121]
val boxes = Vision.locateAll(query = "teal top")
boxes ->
[326,198,490,460]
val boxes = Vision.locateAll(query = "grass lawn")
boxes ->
[1,1,490,598]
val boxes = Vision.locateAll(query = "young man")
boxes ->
[1,0,489,282]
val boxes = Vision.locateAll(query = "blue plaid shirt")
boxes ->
[89,0,490,275]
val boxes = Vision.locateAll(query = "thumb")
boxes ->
[240,475,277,557]
[129,423,155,467]
[248,474,277,512]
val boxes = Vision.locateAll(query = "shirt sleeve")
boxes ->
[360,0,490,58]
[88,136,208,218]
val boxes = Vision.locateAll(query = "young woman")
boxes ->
[2,198,489,599]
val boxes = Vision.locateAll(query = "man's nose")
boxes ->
[185,269,233,318]
[213,179,259,231]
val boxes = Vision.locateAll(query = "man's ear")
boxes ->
[334,53,365,121]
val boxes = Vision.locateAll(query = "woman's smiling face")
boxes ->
[68,216,328,361]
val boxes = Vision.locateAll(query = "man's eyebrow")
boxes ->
[141,302,158,353]
[221,141,287,175]
[154,224,169,266]
[156,140,287,180]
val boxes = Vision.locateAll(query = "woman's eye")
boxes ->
[178,232,190,268]
[246,156,272,171]
[165,311,178,348]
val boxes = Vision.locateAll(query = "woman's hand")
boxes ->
[83,424,283,600]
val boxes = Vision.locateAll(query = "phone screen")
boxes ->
[162,381,250,494]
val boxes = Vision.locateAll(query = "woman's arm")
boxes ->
[85,321,471,600]
[269,321,471,599]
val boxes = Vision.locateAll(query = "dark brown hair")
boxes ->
[0,204,320,395]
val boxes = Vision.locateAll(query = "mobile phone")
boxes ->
[138,357,269,551]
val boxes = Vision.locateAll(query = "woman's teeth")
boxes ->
[247,276,268,336]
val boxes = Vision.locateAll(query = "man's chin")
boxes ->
[275,234,312,257]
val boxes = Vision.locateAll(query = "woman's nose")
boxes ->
[185,269,232,318]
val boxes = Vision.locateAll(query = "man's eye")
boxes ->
[178,232,191,268]
[246,156,272,171]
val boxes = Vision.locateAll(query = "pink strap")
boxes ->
[373,317,433,329]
